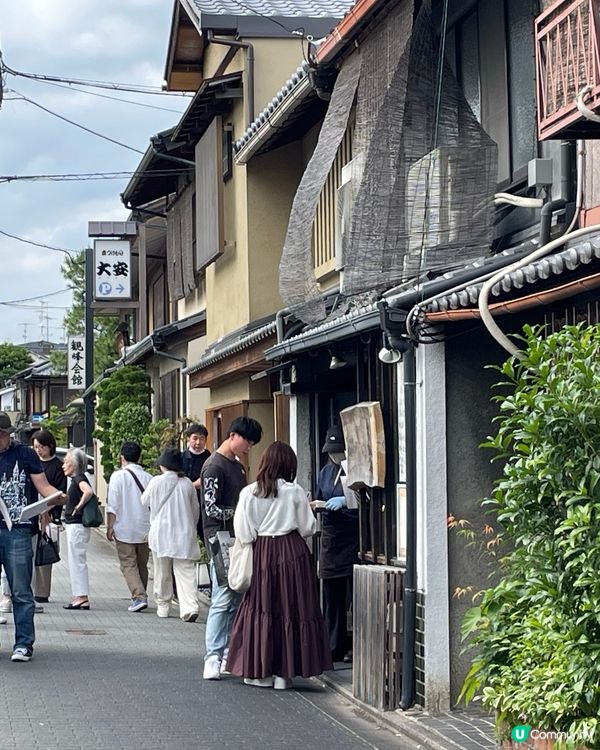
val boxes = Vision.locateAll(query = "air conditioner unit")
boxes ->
[536,0,600,140]
[335,153,364,274]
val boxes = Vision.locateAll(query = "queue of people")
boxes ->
[0,411,355,691]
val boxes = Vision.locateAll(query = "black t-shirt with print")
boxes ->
[0,441,44,529]
[200,452,247,542]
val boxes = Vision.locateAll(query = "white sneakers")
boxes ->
[0,597,12,613]
[274,677,292,690]
[181,611,198,623]
[203,655,221,680]
[220,648,230,674]
[156,604,170,618]
[242,676,292,689]
[244,677,273,688]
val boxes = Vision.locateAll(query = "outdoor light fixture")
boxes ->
[329,354,347,370]
[378,344,402,364]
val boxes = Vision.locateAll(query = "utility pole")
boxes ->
[84,248,94,454]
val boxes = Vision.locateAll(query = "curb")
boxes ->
[315,673,482,750]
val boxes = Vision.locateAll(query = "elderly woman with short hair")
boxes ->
[62,448,94,610]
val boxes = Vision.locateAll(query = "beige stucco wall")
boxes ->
[246,143,303,319]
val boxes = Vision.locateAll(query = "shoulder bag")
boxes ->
[227,537,253,593]
[82,494,104,528]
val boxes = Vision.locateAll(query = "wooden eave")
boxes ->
[164,1,204,92]
[189,335,276,388]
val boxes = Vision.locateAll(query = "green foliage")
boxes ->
[95,366,152,480]
[48,349,67,375]
[460,324,600,749]
[0,342,31,386]
[40,405,68,447]
[60,251,120,377]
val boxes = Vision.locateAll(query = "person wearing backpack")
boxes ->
[106,442,152,613]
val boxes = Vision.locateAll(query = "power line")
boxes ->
[0,288,70,303]
[7,89,144,154]
[29,78,187,114]
[1,60,192,97]
[0,229,74,257]
[0,169,187,184]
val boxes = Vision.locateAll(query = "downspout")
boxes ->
[206,30,254,128]
[152,347,186,367]
[539,198,567,246]
[400,343,417,710]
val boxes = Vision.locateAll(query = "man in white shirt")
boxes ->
[106,442,152,612]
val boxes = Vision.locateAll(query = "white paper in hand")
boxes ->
[18,492,63,523]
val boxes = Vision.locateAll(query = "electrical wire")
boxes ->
[27,78,186,114]
[0,229,74,257]
[0,169,186,184]
[227,0,301,35]
[2,61,192,97]
[0,289,70,304]
[7,89,144,154]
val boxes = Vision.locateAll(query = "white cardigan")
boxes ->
[141,471,200,560]
[233,479,316,543]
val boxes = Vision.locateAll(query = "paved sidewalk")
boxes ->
[0,531,418,750]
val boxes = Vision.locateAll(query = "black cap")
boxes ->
[0,412,15,434]
[321,424,345,453]
[156,448,183,472]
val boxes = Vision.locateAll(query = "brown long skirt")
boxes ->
[227,531,333,679]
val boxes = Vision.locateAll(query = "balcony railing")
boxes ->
[536,0,600,139]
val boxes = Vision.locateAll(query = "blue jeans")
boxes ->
[204,560,242,661]
[0,526,35,651]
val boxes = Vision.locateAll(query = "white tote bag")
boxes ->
[227,538,253,593]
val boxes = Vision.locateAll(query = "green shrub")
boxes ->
[461,324,600,749]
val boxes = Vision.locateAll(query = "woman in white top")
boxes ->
[141,448,200,622]
[227,441,332,689]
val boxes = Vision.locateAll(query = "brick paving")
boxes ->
[0,530,417,750]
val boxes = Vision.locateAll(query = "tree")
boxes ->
[0,343,32,386]
[460,324,600,747]
[61,251,120,378]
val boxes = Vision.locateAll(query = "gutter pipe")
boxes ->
[316,0,381,64]
[539,198,567,246]
[151,347,186,367]
[206,30,254,128]
[399,343,417,710]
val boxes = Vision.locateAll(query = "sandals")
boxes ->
[63,600,90,610]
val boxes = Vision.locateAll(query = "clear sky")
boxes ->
[0,0,189,345]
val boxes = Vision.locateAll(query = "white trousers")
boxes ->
[65,524,90,597]
[153,556,199,619]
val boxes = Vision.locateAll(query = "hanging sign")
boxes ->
[94,239,131,300]
[67,336,86,390]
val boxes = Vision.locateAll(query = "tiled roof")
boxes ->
[184,320,277,375]
[425,235,600,313]
[234,61,310,152]
[266,233,600,358]
[191,0,351,17]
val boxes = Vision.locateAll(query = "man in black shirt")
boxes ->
[201,416,262,680]
[181,423,211,539]
[0,413,66,662]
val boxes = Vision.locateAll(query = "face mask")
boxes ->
[329,452,345,465]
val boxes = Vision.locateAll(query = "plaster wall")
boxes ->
[205,96,250,344]
[209,378,250,408]
[247,143,303,320]
[251,39,310,114]
[445,326,506,704]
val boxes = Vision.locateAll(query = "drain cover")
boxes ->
[64,629,107,635]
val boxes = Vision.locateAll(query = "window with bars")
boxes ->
[312,122,355,280]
